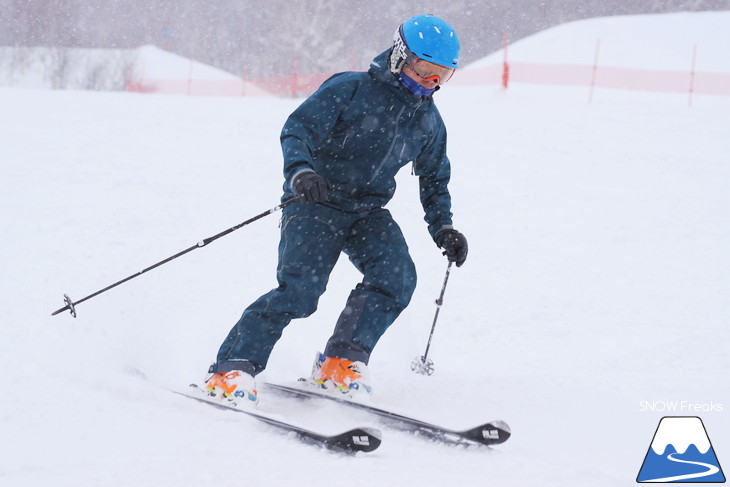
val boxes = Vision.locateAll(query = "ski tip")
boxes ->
[328,427,382,453]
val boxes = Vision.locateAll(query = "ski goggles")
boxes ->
[409,58,456,84]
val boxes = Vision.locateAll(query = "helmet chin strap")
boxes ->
[397,72,436,97]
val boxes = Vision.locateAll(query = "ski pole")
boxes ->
[51,196,301,318]
[411,260,453,376]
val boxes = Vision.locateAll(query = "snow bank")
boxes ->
[0,45,269,96]
[456,11,730,95]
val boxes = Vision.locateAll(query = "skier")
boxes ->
[200,14,468,405]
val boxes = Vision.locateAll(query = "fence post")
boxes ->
[241,64,248,97]
[187,57,193,95]
[588,38,601,104]
[501,32,510,89]
[688,44,697,107]
[125,64,133,92]
[291,56,299,97]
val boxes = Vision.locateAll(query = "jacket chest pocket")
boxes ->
[395,121,430,165]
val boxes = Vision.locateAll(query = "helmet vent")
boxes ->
[393,14,460,70]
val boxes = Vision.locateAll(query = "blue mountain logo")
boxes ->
[637,416,725,483]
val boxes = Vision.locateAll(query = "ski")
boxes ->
[264,381,511,446]
[175,387,381,453]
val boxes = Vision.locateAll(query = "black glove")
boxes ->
[292,171,331,204]
[436,229,468,267]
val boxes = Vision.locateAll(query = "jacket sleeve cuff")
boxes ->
[431,224,454,242]
[288,167,315,191]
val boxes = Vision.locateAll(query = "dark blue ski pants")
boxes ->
[213,202,417,376]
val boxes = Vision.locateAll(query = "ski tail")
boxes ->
[175,390,382,453]
[460,420,512,445]
[264,381,511,447]
[325,427,382,453]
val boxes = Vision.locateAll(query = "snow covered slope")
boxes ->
[1,11,728,487]
[0,45,268,95]
[457,11,730,95]
[130,45,269,96]
[467,10,730,70]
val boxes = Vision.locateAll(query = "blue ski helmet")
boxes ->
[389,14,460,75]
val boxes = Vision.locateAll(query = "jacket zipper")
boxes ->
[369,105,407,184]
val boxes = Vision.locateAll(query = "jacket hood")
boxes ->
[368,49,435,106]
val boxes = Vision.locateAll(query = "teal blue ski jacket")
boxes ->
[280,49,454,240]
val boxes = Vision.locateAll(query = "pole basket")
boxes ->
[411,355,435,376]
